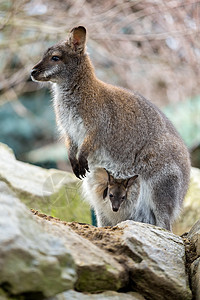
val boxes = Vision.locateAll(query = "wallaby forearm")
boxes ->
[78,131,98,159]
[65,133,97,178]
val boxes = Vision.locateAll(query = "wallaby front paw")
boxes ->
[70,159,81,179]
[78,155,90,178]
[70,156,89,179]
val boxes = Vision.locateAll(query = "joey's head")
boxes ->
[31,26,87,83]
[103,171,138,212]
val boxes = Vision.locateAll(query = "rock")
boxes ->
[173,167,200,235]
[0,182,76,298]
[0,288,9,300]
[117,221,192,300]
[49,290,145,300]
[191,144,200,169]
[187,219,200,257]
[186,219,200,300]
[190,258,200,300]
[0,183,127,297]
[0,142,91,223]
[34,218,128,293]
[39,217,192,300]
[25,142,68,164]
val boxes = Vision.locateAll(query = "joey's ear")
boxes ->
[108,174,115,185]
[69,26,86,52]
[126,175,138,189]
[103,187,108,199]
[104,169,112,184]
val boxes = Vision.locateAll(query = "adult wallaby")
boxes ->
[31,26,191,230]
[82,168,140,227]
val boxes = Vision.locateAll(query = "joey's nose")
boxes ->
[112,206,119,212]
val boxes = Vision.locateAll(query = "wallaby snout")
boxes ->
[110,197,126,212]
[31,61,48,82]
[112,202,120,212]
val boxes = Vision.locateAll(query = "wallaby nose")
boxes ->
[31,68,38,77]
[112,206,119,212]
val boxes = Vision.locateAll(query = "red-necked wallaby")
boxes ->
[103,171,138,212]
[82,168,140,226]
[31,26,191,230]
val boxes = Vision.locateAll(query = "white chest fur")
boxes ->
[52,84,86,146]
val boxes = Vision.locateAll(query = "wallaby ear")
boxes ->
[104,169,112,184]
[108,174,115,185]
[126,175,138,189]
[103,187,108,199]
[69,26,86,53]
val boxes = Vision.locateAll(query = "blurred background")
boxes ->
[0,0,200,227]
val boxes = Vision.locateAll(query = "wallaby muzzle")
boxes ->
[112,201,121,212]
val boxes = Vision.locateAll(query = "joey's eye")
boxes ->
[122,196,125,200]
[51,56,60,61]
[109,194,114,198]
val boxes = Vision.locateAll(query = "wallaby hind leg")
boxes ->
[96,212,113,227]
[134,174,182,230]
[152,173,182,231]
[134,208,156,226]
[134,179,157,226]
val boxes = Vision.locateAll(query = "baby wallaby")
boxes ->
[103,171,138,212]
[82,168,140,227]
[31,26,191,230]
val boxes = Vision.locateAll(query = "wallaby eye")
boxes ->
[109,194,114,198]
[122,196,125,200]
[51,56,60,61]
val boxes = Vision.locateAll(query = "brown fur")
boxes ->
[104,171,138,212]
[31,26,191,230]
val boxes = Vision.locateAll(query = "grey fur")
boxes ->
[31,26,191,230]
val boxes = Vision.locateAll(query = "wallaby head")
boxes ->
[103,171,138,212]
[31,26,87,83]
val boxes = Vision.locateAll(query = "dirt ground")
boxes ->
[31,209,137,266]
[31,209,197,269]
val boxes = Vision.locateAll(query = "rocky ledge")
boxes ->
[0,186,193,300]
